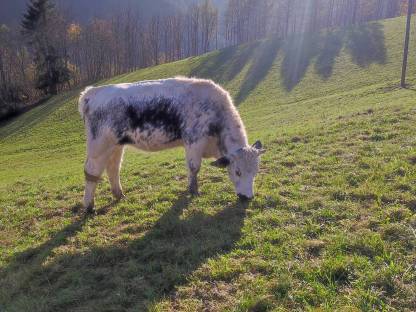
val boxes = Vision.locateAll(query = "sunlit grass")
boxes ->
[0,16,416,311]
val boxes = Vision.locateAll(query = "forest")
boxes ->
[0,0,411,119]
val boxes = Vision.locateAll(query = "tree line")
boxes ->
[224,0,407,45]
[0,0,411,119]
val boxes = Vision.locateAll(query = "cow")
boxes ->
[79,77,265,213]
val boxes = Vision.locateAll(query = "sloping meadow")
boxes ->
[0,16,415,311]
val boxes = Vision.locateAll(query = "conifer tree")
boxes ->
[21,0,70,95]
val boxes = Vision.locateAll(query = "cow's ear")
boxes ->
[253,141,266,155]
[211,157,230,168]
[252,140,263,150]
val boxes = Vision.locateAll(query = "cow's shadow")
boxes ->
[0,193,247,311]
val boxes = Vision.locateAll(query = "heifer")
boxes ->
[79,77,265,212]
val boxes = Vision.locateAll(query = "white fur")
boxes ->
[79,77,263,210]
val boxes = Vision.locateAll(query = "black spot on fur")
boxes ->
[188,160,197,172]
[83,98,90,116]
[208,122,222,137]
[123,98,183,141]
[200,101,213,113]
[89,108,108,139]
[88,96,226,148]
[118,135,135,145]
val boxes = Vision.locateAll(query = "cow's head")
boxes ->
[212,141,266,200]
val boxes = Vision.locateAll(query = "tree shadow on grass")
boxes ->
[315,30,345,80]
[235,38,281,104]
[0,193,247,311]
[281,33,320,91]
[191,43,257,84]
[346,22,387,68]
[191,39,281,105]
[281,22,386,91]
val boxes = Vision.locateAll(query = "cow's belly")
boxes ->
[202,137,221,159]
[118,129,220,155]
[129,128,183,152]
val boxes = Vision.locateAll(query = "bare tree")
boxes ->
[200,0,218,53]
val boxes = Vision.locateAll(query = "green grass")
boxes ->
[1,16,416,311]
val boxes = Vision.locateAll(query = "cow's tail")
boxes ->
[78,86,96,119]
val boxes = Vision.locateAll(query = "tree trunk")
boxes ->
[401,0,414,87]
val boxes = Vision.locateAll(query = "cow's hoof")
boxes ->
[85,204,95,215]
[112,191,126,201]
[189,190,200,197]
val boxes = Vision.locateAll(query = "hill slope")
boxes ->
[1,16,416,311]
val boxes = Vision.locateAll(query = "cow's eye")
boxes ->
[236,169,242,177]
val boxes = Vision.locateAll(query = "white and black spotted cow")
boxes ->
[79,77,265,212]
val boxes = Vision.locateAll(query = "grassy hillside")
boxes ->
[1,16,416,311]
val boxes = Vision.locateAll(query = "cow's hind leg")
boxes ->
[107,146,125,201]
[84,142,114,213]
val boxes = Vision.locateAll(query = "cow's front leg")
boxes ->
[188,159,201,196]
[185,145,203,196]
[84,146,114,213]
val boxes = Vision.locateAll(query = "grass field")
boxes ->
[1,16,416,311]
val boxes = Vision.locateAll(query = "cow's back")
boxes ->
[79,77,235,151]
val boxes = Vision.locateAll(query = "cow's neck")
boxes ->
[220,120,248,156]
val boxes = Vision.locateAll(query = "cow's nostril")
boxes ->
[238,194,252,201]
